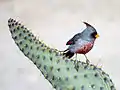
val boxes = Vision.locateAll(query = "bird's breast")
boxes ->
[75,42,94,54]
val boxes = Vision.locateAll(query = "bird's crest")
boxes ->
[83,22,92,27]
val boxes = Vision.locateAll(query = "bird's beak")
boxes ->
[95,34,99,38]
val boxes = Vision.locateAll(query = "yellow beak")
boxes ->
[95,34,99,38]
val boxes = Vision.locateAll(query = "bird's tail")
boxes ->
[63,49,74,59]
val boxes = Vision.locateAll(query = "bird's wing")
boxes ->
[66,33,81,45]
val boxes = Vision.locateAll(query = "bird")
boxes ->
[63,22,99,64]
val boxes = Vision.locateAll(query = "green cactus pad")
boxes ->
[8,18,116,90]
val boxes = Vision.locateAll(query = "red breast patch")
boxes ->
[76,42,93,54]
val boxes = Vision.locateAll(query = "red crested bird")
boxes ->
[63,22,99,64]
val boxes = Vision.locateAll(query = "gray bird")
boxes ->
[63,22,99,64]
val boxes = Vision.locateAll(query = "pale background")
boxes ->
[0,0,119,90]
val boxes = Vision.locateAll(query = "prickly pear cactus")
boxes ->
[8,18,116,90]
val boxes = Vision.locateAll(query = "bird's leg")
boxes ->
[75,53,77,60]
[84,54,90,64]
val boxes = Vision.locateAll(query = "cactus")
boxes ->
[8,18,116,90]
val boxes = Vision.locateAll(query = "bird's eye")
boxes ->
[91,32,97,38]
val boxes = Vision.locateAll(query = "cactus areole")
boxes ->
[8,18,116,90]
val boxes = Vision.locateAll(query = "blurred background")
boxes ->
[0,0,119,90]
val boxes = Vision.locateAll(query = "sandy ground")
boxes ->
[0,0,120,90]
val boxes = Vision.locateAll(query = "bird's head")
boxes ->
[82,22,99,40]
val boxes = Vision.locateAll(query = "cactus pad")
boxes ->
[8,18,116,90]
